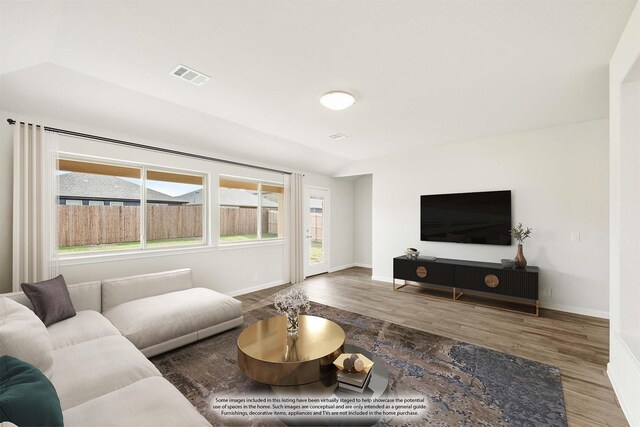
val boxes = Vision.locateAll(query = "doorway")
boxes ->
[304,187,330,277]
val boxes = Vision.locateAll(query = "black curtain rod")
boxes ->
[7,118,292,175]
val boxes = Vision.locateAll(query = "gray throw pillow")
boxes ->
[21,275,76,327]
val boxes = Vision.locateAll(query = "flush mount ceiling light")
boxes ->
[320,91,355,110]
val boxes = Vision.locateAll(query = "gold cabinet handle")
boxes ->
[485,274,499,288]
[416,266,428,278]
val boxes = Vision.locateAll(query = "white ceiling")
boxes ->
[0,1,637,175]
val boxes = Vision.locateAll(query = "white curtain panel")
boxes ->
[12,123,59,290]
[289,173,305,284]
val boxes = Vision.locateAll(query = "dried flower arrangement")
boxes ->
[274,288,310,333]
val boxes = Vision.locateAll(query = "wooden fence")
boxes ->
[146,205,202,240]
[309,212,323,241]
[58,205,202,247]
[266,210,279,235]
[58,205,279,246]
[219,207,279,236]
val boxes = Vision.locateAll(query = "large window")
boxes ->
[145,170,204,248]
[57,158,206,254]
[219,177,283,243]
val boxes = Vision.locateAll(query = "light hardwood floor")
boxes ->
[236,267,627,427]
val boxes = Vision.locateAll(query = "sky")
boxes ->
[57,171,201,197]
[125,178,201,197]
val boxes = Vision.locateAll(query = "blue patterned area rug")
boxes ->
[152,302,567,426]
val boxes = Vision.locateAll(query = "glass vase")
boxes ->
[286,310,300,334]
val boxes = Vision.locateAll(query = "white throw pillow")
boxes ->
[0,297,54,378]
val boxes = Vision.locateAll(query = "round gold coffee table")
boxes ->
[237,315,345,386]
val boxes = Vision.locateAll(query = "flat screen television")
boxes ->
[420,190,511,245]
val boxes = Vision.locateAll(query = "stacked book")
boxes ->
[337,368,372,393]
[334,353,374,393]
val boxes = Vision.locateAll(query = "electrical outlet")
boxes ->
[253,273,258,282]
[571,232,580,243]
[544,289,552,297]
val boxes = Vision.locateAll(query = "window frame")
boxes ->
[218,175,284,246]
[56,153,210,259]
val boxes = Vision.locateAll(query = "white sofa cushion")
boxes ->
[101,269,192,311]
[103,287,243,352]
[52,335,161,409]
[62,376,211,427]
[0,297,54,378]
[47,310,121,350]
[65,281,102,312]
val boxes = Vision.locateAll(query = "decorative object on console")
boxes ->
[515,245,527,268]
[500,258,516,268]
[509,223,533,268]
[274,288,311,334]
[405,247,420,259]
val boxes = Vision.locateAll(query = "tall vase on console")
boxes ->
[514,244,527,268]
[509,223,533,269]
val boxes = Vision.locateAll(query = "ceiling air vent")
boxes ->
[170,64,211,86]
[328,132,348,140]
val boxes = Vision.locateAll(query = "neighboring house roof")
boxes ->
[178,189,202,204]
[58,172,279,208]
[58,172,180,203]
[179,188,277,208]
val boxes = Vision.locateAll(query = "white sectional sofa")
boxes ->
[101,269,244,356]
[0,268,244,426]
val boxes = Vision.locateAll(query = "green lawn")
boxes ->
[219,233,278,243]
[58,237,203,253]
[310,240,323,263]
[60,233,304,253]
[220,235,323,262]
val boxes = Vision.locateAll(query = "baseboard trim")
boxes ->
[371,275,393,283]
[226,280,288,297]
[540,302,609,319]
[329,263,355,273]
[354,263,372,269]
[608,333,640,427]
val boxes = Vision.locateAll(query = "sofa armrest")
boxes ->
[1,281,102,312]
[101,269,193,312]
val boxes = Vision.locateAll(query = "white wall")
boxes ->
[0,111,355,295]
[354,175,372,267]
[339,119,610,318]
[608,2,640,425]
